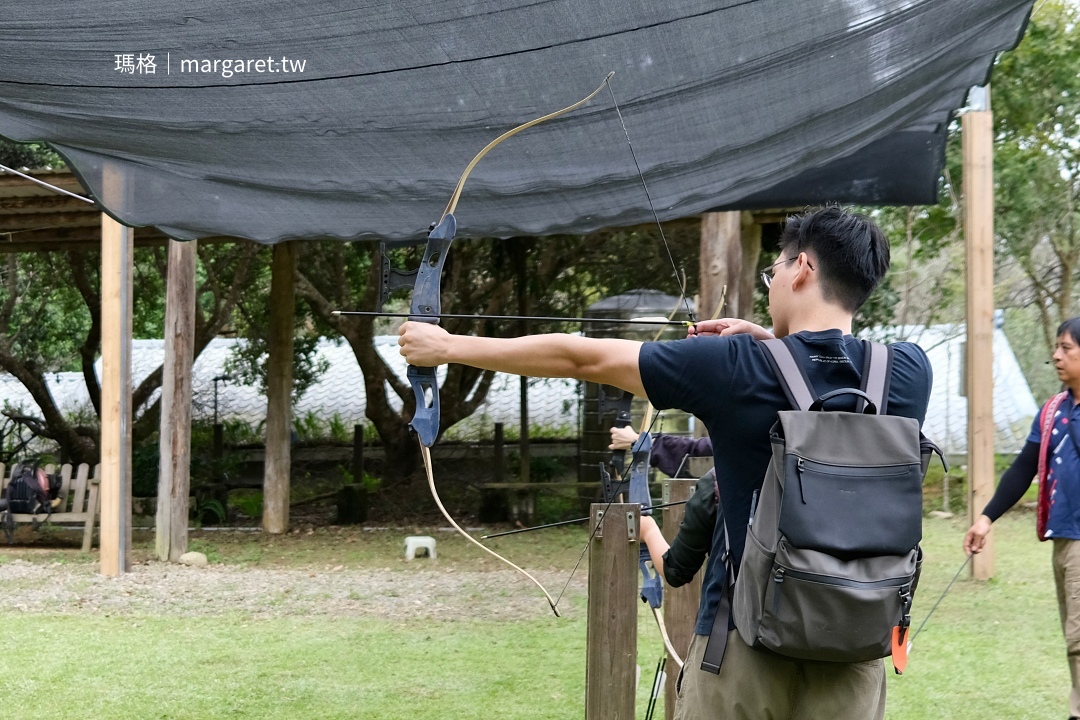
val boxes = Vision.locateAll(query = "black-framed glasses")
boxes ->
[761,257,797,289]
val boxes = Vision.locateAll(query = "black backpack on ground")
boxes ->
[2,460,62,543]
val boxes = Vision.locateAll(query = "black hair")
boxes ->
[1057,317,1080,345]
[778,206,890,313]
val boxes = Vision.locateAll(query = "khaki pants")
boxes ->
[1053,539,1080,718]
[673,631,886,720]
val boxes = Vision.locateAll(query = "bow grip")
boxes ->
[639,547,663,609]
[406,214,458,448]
[628,431,654,514]
[408,365,440,447]
[599,386,633,477]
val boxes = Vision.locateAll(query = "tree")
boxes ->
[294,224,700,486]
[991,0,1080,352]
[0,242,259,464]
[0,138,62,169]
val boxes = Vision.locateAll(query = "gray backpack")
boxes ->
[730,338,938,667]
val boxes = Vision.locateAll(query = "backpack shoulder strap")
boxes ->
[858,341,894,414]
[760,338,815,411]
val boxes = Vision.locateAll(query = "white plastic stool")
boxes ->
[404,535,437,561]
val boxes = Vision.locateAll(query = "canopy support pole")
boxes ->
[263,241,295,534]
[155,238,197,560]
[99,169,133,575]
[963,85,995,580]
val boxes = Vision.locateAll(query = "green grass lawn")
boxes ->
[0,511,1069,719]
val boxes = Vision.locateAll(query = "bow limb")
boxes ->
[441,72,614,220]
[651,605,685,670]
[420,442,561,616]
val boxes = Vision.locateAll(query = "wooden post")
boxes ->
[738,211,763,319]
[352,424,365,482]
[100,208,133,575]
[337,423,368,524]
[494,422,505,483]
[213,424,224,460]
[519,377,531,484]
[585,503,639,720]
[700,211,763,322]
[516,244,531,485]
[963,86,995,580]
[479,422,508,522]
[155,238,197,562]
[662,479,704,720]
[263,241,295,534]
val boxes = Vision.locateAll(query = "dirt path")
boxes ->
[0,557,586,621]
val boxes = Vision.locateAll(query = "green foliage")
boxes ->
[223,247,329,403]
[131,440,160,497]
[187,420,245,488]
[194,498,228,526]
[361,471,381,493]
[230,490,263,519]
[291,411,324,442]
[327,413,350,443]
[991,1,1080,346]
[0,253,92,373]
[0,137,63,169]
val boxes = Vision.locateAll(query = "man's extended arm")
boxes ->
[398,321,646,396]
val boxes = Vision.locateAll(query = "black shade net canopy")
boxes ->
[0,0,1033,244]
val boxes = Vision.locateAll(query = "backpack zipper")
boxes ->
[773,562,912,590]
[795,456,914,478]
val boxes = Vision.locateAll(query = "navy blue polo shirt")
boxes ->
[1028,393,1080,540]
[640,329,933,635]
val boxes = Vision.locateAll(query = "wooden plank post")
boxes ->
[963,87,995,580]
[585,503,639,720]
[337,424,368,524]
[700,211,763,322]
[662,479,703,720]
[263,241,295,534]
[351,424,364,480]
[493,422,505,483]
[155,238,197,561]
[100,207,133,576]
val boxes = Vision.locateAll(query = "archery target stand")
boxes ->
[404,536,437,561]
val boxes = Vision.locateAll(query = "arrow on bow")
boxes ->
[332,310,695,327]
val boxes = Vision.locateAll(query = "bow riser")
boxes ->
[407,215,457,448]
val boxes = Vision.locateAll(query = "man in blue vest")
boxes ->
[966,316,1080,720]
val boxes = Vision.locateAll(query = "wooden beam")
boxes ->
[0,227,238,253]
[0,195,95,212]
[155,239,197,561]
[963,95,995,580]
[100,208,133,576]
[662,479,703,720]
[585,503,639,720]
[263,241,296,534]
[0,212,100,231]
[0,172,85,190]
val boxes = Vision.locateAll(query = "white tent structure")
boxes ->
[879,324,1040,457]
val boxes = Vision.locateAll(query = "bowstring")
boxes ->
[910,553,973,643]
[604,79,696,325]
